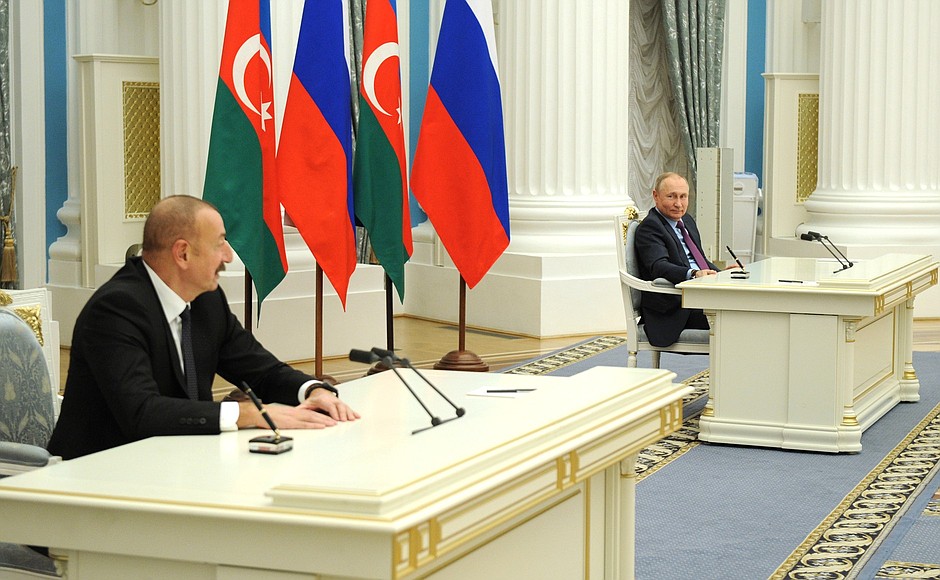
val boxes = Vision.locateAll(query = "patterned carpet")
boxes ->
[506,337,940,580]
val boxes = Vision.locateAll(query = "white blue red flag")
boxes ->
[410,0,510,289]
[277,0,357,307]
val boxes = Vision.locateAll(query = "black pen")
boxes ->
[725,245,745,270]
[239,381,282,439]
[778,279,804,284]
[487,389,536,393]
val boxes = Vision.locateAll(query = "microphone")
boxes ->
[800,231,853,273]
[349,348,380,364]
[371,347,467,421]
[348,348,466,434]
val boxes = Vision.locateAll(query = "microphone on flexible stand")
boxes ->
[371,347,467,420]
[349,349,465,434]
[800,231,853,273]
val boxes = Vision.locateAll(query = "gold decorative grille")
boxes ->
[123,82,161,220]
[796,93,819,203]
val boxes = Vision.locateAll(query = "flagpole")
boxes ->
[315,264,337,385]
[244,271,253,335]
[434,276,488,372]
[367,274,395,376]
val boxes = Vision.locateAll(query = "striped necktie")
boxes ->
[179,306,199,400]
[677,220,708,270]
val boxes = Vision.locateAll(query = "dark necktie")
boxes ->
[677,220,708,270]
[180,306,199,400]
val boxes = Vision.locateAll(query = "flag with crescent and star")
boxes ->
[353,0,412,300]
[203,0,286,308]
[410,0,510,289]
[277,0,356,308]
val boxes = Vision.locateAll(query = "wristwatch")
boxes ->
[305,382,339,399]
[690,269,699,279]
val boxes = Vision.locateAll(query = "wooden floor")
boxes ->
[58,316,940,392]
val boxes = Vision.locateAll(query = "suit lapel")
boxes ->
[131,258,189,397]
[652,209,690,267]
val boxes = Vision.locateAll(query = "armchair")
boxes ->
[614,212,709,368]
[0,305,61,578]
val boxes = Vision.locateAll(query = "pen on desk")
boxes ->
[238,381,282,439]
[486,389,536,393]
[778,279,804,284]
[725,245,745,270]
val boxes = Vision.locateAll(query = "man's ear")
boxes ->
[171,238,190,268]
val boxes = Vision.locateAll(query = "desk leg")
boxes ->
[899,300,920,402]
[617,457,636,580]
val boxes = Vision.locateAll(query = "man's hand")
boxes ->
[236,389,360,430]
[301,387,361,423]
[693,269,718,278]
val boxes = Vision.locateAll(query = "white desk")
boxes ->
[0,367,688,579]
[680,254,938,453]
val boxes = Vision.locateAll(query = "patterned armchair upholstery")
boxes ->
[0,306,56,451]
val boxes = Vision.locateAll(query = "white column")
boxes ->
[800,0,940,245]
[405,0,633,337]
[501,0,632,254]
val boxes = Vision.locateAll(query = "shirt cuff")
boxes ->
[219,400,239,432]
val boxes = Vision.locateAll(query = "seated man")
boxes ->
[48,195,359,460]
[635,172,719,347]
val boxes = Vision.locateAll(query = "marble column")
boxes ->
[500,0,632,254]
[799,0,940,246]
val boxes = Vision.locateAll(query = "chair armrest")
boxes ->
[619,271,683,296]
[0,441,61,477]
[651,277,677,289]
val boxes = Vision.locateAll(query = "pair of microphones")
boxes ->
[799,230,854,273]
[349,347,467,434]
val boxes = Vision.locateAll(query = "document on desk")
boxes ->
[467,386,537,398]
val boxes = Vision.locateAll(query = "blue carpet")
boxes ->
[509,341,940,580]
[633,351,940,580]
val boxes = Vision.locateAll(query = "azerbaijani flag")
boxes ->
[203,0,286,307]
[277,0,357,307]
[353,0,412,300]
[410,0,509,289]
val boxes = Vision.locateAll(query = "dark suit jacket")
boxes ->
[634,209,717,347]
[48,257,318,459]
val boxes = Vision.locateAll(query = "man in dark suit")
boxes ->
[635,172,719,347]
[48,195,359,460]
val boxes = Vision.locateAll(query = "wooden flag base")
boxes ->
[434,277,489,372]
[434,349,489,372]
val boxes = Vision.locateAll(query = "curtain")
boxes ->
[0,0,12,288]
[660,0,725,189]
[628,0,688,213]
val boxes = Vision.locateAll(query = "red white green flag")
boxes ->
[353,0,412,300]
[203,0,287,308]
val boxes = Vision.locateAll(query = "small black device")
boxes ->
[248,434,294,455]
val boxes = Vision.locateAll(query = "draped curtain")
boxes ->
[628,0,688,213]
[659,0,725,190]
[0,0,12,288]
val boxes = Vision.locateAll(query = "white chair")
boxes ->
[614,212,710,368]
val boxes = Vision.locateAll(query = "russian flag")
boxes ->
[277,0,357,307]
[410,0,510,289]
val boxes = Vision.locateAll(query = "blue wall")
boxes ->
[44,1,68,268]
[744,0,766,183]
[408,0,429,224]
